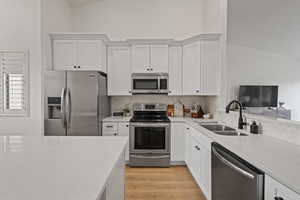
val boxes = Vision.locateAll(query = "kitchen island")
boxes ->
[0,136,128,200]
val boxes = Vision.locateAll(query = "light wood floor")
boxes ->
[126,166,206,200]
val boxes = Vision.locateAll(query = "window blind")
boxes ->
[0,51,28,115]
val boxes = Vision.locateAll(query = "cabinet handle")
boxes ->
[196,90,200,93]
[74,66,77,69]
[114,133,118,136]
[169,91,172,94]
[78,66,81,69]
[129,91,132,94]
[126,125,129,127]
[195,146,200,151]
[275,197,284,200]
[106,125,113,128]
[186,127,190,130]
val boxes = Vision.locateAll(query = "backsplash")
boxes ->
[217,111,300,146]
[111,96,217,116]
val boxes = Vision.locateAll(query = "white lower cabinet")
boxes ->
[118,123,130,161]
[265,175,300,200]
[102,122,130,161]
[185,125,211,200]
[105,152,125,200]
[171,123,185,162]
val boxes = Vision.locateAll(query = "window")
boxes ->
[0,51,29,116]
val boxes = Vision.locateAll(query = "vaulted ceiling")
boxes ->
[66,0,100,7]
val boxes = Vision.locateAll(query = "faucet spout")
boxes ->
[226,100,246,130]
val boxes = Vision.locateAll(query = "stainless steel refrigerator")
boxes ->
[44,71,110,136]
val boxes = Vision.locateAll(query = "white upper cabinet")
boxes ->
[132,44,169,73]
[76,40,106,72]
[183,38,220,96]
[183,42,201,95]
[51,34,107,72]
[150,45,169,73]
[168,46,183,95]
[108,46,132,96]
[201,40,220,95]
[53,40,76,71]
[132,45,150,73]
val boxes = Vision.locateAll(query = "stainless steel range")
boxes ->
[129,103,171,167]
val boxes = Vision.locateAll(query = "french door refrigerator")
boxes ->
[44,71,110,136]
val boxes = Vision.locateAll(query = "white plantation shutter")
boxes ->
[0,51,29,116]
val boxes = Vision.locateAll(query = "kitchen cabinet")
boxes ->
[102,122,130,161]
[106,152,125,200]
[53,40,106,72]
[108,46,132,96]
[265,175,300,200]
[132,44,168,73]
[201,40,220,95]
[183,39,220,96]
[185,125,212,200]
[182,42,201,95]
[118,123,130,161]
[168,46,183,95]
[171,123,185,162]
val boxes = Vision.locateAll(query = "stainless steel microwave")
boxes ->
[132,73,169,94]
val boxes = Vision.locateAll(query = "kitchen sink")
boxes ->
[213,131,248,136]
[200,123,248,136]
[201,124,236,132]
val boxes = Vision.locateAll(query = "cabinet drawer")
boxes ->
[103,123,118,133]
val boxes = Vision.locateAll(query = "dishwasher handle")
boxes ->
[212,147,255,180]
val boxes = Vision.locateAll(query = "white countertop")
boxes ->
[102,116,131,122]
[102,116,216,123]
[0,136,128,200]
[185,120,300,195]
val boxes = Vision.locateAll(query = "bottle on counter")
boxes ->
[250,121,259,134]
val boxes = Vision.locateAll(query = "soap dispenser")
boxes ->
[250,121,259,134]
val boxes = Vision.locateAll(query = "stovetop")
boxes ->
[130,117,170,123]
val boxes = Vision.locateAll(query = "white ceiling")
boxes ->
[66,0,100,7]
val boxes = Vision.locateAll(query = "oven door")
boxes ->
[130,123,170,154]
[132,76,159,94]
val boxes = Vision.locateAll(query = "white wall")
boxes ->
[71,0,205,40]
[43,0,72,121]
[227,0,300,121]
[0,0,42,135]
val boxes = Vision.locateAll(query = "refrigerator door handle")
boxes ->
[60,88,67,128]
[66,88,72,130]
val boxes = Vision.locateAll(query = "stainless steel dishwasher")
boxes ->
[212,143,264,200]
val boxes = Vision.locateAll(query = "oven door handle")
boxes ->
[212,147,255,180]
[131,155,170,159]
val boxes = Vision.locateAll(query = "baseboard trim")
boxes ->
[171,161,186,166]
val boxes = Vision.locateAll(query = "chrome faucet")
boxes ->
[226,100,247,130]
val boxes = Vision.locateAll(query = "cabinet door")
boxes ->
[53,40,76,71]
[132,45,150,73]
[118,122,130,161]
[102,122,118,136]
[169,46,183,96]
[76,40,104,71]
[201,40,220,95]
[108,46,132,96]
[185,126,192,168]
[150,45,169,73]
[265,175,300,200]
[201,146,211,200]
[171,123,185,162]
[190,137,202,186]
[183,42,201,95]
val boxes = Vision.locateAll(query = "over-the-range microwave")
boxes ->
[132,73,169,94]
